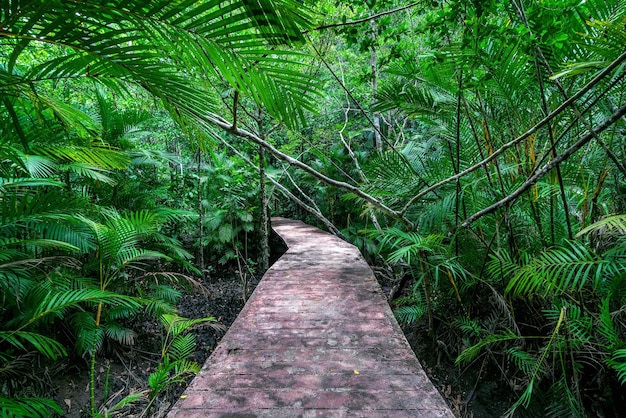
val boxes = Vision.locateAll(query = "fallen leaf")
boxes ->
[180,395,187,399]
[64,399,71,412]
[354,370,360,375]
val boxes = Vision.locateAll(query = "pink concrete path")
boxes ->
[168,217,454,417]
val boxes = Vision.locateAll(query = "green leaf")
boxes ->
[0,396,62,417]
[218,223,234,243]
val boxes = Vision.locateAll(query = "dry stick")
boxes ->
[306,34,434,191]
[337,61,382,230]
[310,1,423,32]
[400,49,626,216]
[458,103,626,230]
[283,170,324,213]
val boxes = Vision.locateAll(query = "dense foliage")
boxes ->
[1,0,625,416]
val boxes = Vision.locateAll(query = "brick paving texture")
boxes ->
[168,217,454,417]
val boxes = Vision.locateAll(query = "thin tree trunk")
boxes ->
[255,109,270,273]
[532,51,573,241]
[338,61,381,230]
[369,15,382,151]
[196,148,205,275]
[259,145,269,272]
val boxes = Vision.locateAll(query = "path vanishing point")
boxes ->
[168,217,454,417]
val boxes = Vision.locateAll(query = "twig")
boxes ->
[310,2,423,32]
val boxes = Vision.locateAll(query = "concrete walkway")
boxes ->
[168,217,454,417]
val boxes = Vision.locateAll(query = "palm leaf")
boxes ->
[1,0,319,129]
[506,241,626,296]
[607,348,626,385]
[577,214,626,237]
[169,334,197,362]
[0,330,67,360]
[456,328,519,365]
[0,396,62,418]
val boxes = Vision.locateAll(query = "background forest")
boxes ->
[1,0,625,417]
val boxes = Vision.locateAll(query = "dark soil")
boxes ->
[48,234,288,417]
[51,273,263,417]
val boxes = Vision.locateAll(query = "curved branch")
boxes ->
[458,103,626,230]
[198,113,412,226]
[215,133,346,239]
[400,48,626,215]
[310,2,423,32]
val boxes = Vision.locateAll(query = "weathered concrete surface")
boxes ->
[168,217,454,417]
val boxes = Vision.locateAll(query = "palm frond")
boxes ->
[169,334,196,362]
[0,396,62,418]
[394,305,427,325]
[1,0,319,129]
[607,348,626,385]
[506,346,541,376]
[506,241,626,296]
[0,331,67,361]
[456,328,519,365]
[104,322,137,346]
[577,214,626,237]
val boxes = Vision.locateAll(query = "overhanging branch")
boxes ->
[400,48,626,215]
[196,112,412,226]
[458,103,626,230]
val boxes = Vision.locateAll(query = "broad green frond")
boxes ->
[33,289,142,322]
[169,334,196,362]
[456,328,519,365]
[607,349,626,385]
[0,396,62,417]
[1,0,320,130]
[506,347,541,377]
[394,305,426,325]
[0,331,67,360]
[577,214,626,237]
[506,241,626,296]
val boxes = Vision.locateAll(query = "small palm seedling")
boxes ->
[372,227,469,333]
[143,314,223,416]
[77,208,196,417]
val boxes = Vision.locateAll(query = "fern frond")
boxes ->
[0,331,67,360]
[544,376,584,418]
[607,348,626,385]
[104,322,137,346]
[506,346,541,376]
[169,334,196,362]
[33,289,142,322]
[394,305,426,325]
[577,214,626,237]
[597,297,619,348]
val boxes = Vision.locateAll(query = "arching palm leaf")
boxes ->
[1,0,319,132]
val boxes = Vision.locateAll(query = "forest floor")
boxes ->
[51,272,263,417]
[47,240,507,417]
